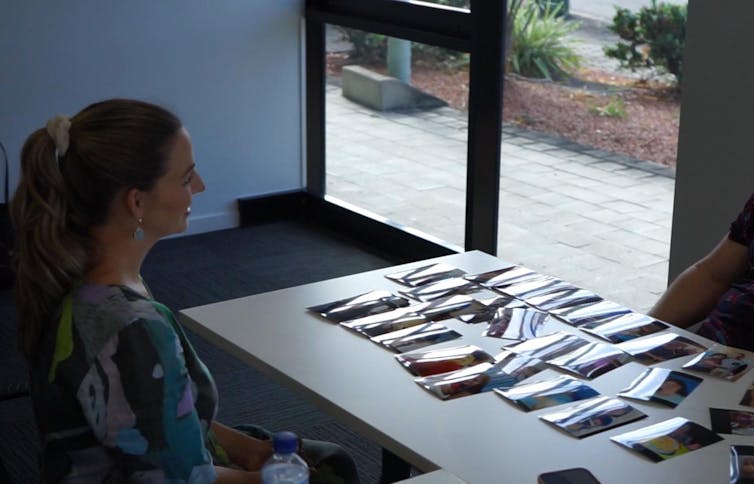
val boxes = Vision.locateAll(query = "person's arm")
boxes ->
[211,421,273,473]
[215,466,261,484]
[649,234,748,327]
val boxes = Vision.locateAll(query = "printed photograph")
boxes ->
[415,352,547,400]
[618,368,702,408]
[581,313,668,343]
[504,331,591,362]
[540,396,646,438]
[557,300,632,327]
[385,262,466,287]
[371,321,461,353]
[341,306,427,338]
[483,307,552,341]
[709,409,754,436]
[533,289,603,314]
[741,383,754,408]
[682,345,752,382]
[495,375,600,412]
[395,344,494,377]
[399,277,484,302]
[308,289,410,323]
[730,445,754,484]
[413,294,486,321]
[462,265,518,286]
[548,342,632,379]
[611,417,723,462]
[617,333,707,364]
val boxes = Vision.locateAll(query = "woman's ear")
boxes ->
[125,187,144,220]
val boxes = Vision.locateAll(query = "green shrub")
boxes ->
[604,0,686,85]
[589,96,627,118]
[508,0,581,80]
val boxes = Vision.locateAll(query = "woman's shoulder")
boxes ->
[69,284,168,358]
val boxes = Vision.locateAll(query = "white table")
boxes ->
[180,250,753,484]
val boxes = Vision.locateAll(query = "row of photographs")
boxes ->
[307,262,754,465]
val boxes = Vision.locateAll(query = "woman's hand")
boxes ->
[239,436,273,472]
[211,422,273,472]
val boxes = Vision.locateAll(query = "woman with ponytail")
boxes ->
[11,99,359,483]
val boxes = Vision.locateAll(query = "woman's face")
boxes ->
[141,128,205,239]
[657,379,683,396]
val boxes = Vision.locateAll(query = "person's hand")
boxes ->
[239,437,273,472]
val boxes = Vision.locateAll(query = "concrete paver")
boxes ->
[325,84,675,313]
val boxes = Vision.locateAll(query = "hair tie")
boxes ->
[45,114,72,160]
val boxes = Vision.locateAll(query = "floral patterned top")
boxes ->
[30,284,219,482]
[698,193,754,351]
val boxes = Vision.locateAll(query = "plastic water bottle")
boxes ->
[261,431,309,484]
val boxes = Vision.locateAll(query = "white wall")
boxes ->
[669,0,754,280]
[0,0,304,234]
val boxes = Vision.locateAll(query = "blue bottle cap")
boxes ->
[272,431,299,454]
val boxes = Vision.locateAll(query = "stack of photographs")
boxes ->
[307,290,410,323]
[464,265,539,290]
[611,417,723,462]
[616,333,707,365]
[682,345,753,382]
[540,396,646,438]
[494,375,600,412]
[371,321,461,353]
[394,344,495,377]
[618,368,702,408]
[547,342,632,379]
[386,262,466,287]
[415,351,547,400]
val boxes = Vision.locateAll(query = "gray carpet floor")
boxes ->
[0,220,402,483]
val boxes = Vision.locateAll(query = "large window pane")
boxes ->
[326,26,469,247]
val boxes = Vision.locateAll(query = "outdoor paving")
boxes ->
[325,84,676,314]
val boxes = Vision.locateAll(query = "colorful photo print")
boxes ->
[557,300,633,327]
[494,375,600,412]
[415,352,546,400]
[385,262,466,287]
[308,290,410,323]
[413,294,486,321]
[617,333,707,365]
[683,345,753,382]
[371,321,461,353]
[730,445,754,483]
[540,396,646,438]
[398,277,481,302]
[580,313,669,343]
[483,307,553,341]
[341,307,427,338]
[394,344,494,377]
[505,331,591,362]
[710,409,754,436]
[618,368,702,408]
[548,342,632,379]
[611,417,723,463]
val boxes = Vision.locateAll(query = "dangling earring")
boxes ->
[133,218,145,241]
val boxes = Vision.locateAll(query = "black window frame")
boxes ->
[305,0,507,254]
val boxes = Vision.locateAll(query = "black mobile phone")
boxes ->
[537,467,601,484]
